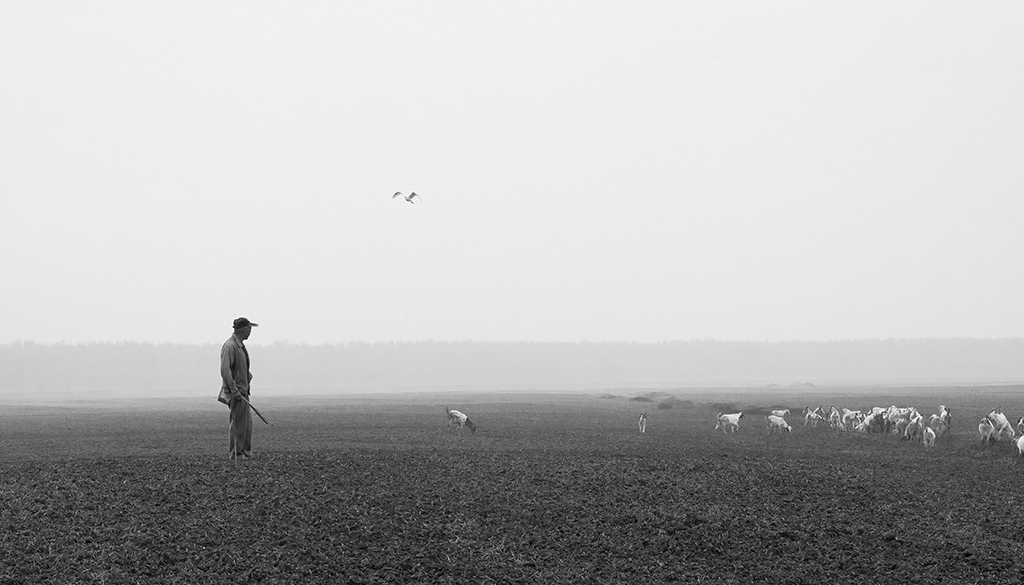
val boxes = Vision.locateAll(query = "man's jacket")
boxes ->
[218,334,252,404]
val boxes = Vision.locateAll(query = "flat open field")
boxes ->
[3,385,1024,584]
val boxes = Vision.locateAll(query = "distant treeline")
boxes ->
[1,338,1021,397]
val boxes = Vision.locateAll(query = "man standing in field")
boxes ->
[219,317,258,460]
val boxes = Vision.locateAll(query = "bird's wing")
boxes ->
[392,191,403,199]
[410,192,421,200]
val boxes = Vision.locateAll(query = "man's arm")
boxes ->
[220,343,238,396]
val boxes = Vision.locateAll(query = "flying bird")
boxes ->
[392,191,422,204]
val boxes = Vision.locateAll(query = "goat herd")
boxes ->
[710,404,1024,455]
[447,401,1024,456]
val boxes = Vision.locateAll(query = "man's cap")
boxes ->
[233,317,259,329]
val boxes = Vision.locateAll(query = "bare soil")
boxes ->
[2,386,1024,584]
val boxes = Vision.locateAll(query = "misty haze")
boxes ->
[2,3,1023,583]
[2,338,1021,401]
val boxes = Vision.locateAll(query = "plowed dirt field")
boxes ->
[3,386,1024,583]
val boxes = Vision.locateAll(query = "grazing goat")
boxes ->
[803,408,826,427]
[766,415,792,434]
[853,411,881,434]
[928,418,949,439]
[885,406,916,434]
[979,417,996,443]
[987,408,1015,441]
[715,412,743,434]
[828,407,843,430]
[923,427,936,448]
[937,405,952,429]
[841,409,863,431]
[638,412,648,433]
[903,414,924,443]
[446,406,477,433]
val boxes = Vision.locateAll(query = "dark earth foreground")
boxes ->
[3,386,1024,584]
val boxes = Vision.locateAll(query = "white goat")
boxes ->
[770,409,790,418]
[903,414,924,443]
[638,412,648,433]
[715,412,743,434]
[803,408,826,427]
[446,406,477,433]
[979,417,996,443]
[841,409,863,431]
[853,411,883,434]
[885,406,917,434]
[923,427,936,448]
[828,407,843,430]
[766,415,792,434]
[928,417,949,439]
[987,408,1015,441]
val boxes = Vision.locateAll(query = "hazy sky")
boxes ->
[2,2,1022,345]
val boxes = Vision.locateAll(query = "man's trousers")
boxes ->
[229,395,253,458]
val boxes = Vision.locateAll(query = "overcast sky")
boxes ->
[1,2,1021,345]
